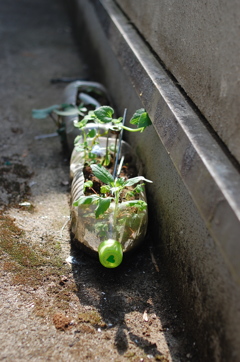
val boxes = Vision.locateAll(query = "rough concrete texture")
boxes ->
[0,0,195,361]
[115,0,240,164]
[70,0,240,360]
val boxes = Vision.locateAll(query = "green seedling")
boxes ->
[73,164,152,226]
[75,106,152,166]
[125,183,145,200]
[73,119,100,162]
[92,106,152,132]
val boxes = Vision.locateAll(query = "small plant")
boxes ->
[73,163,152,221]
[32,84,153,267]
[73,106,152,166]
[72,106,152,230]
[82,106,151,132]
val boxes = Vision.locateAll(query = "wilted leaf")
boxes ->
[32,105,61,119]
[124,176,152,187]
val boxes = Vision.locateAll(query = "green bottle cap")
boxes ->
[98,239,123,268]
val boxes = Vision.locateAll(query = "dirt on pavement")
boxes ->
[0,0,198,361]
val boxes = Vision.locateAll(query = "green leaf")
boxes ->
[100,185,111,194]
[133,184,144,193]
[111,186,121,193]
[91,164,114,185]
[73,195,99,207]
[130,109,152,129]
[87,128,97,138]
[102,154,111,167]
[82,110,97,122]
[83,180,93,192]
[112,117,123,124]
[94,222,108,237]
[74,118,88,129]
[124,200,147,210]
[138,113,152,129]
[124,176,152,187]
[94,106,114,123]
[74,135,82,144]
[75,145,84,152]
[88,152,97,160]
[32,105,61,119]
[95,197,112,218]
[115,178,125,187]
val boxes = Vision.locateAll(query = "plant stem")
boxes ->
[121,125,144,132]
[113,133,119,169]
[113,189,120,230]
[104,130,109,166]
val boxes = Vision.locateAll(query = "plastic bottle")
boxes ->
[62,81,109,151]
[64,81,149,268]
[70,136,148,268]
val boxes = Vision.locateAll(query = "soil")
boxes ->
[0,0,198,361]
[82,153,138,198]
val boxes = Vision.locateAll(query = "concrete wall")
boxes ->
[70,0,240,360]
[116,0,240,164]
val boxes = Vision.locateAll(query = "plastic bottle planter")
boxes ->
[62,81,109,151]
[70,136,148,268]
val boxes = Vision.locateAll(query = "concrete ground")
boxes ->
[0,0,197,361]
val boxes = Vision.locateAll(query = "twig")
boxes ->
[60,217,70,238]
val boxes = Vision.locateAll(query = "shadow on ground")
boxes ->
[70,235,192,360]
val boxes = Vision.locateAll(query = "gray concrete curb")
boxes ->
[91,0,240,285]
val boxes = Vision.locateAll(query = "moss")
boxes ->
[0,211,67,267]
[0,213,42,267]
[0,212,79,325]
[78,310,106,328]
[155,355,169,361]
[2,260,22,273]
[0,212,68,289]
[124,351,136,358]
[52,312,71,331]
[78,324,96,334]
[11,268,44,287]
